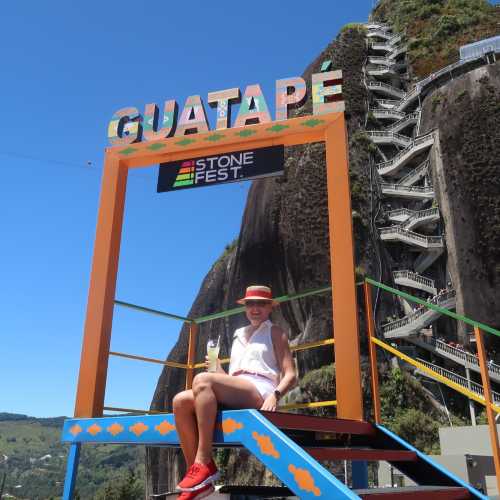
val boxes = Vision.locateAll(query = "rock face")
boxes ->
[146,10,500,494]
[146,26,379,495]
[420,62,500,337]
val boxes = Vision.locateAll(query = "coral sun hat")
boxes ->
[237,285,279,306]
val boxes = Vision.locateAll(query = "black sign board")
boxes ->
[157,146,284,193]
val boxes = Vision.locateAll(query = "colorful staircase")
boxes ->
[61,410,486,499]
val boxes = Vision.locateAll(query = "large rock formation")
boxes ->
[146,26,379,495]
[146,1,500,494]
[421,63,500,337]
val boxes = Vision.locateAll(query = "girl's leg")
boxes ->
[172,390,198,467]
[191,373,263,464]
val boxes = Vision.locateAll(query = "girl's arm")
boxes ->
[261,326,297,411]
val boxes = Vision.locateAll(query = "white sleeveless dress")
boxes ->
[228,320,280,399]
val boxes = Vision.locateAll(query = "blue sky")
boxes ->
[1,0,388,417]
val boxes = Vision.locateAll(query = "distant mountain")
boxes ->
[0,413,144,499]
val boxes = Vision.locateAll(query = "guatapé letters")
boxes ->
[108,71,343,146]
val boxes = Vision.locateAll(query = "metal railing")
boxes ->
[402,207,440,230]
[380,183,434,197]
[374,98,400,108]
[416,358,500,405]
[393,270,436,291]
[377,132,435,175]
[397,159,429,186]
[370,108,405,120]
[379,225,443,247]
[384,111,419,133]
[412,337,500,378]
[382,290,456,333]
[366,80,406,99]
[366,130,412,146]
[386,208,413,221]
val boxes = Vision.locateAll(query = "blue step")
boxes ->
[61,410,487,499]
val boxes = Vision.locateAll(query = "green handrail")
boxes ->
[365,277,500,338]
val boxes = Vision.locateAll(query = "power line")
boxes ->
[0,151,96,172]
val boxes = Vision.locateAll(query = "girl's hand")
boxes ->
[204,355,222,372]
[260,393,278,411]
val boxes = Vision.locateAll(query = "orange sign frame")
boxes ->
[74,111,364,422]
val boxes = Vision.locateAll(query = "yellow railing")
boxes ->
[363,279,500,493]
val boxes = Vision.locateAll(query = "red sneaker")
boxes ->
[177,460,219,491]
[177,483,215,499]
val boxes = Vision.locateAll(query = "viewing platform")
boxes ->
[371,107,405,121]
[393,270,437,295]
[366,80,406,99]
[366,130,412,147]
[382,290,456,338]
[374,98,400,109]
[380,183,435,200]
[377,132,435,177]
[379,226,443,249]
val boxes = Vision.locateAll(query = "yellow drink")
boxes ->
[207,341,220,372]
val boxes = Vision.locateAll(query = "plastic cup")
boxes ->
[207,339,220,372]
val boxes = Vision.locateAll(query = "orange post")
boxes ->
[325,115,364,421]
[74,156,128,417]
[474,326,500,492]
[364,282,381,424]
[185,323,198,390]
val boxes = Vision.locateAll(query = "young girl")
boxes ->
[172,285,297,500]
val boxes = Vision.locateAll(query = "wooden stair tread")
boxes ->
[304,446,417,462]
[260,411,376,436]
[355,485,471,499]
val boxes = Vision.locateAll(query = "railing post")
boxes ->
[185,322,198,390]
[474,326,500,493]
[364,282,381,424]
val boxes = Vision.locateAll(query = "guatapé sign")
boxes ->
[157,146,284,192]
[107,70,343,146]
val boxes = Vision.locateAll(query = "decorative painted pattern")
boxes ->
[173,160,195,188]
[175,138,196,147]
[143,100,177,141]
[204,133,225,142]
[114,113,342,159]
[69,424,82,437]
[275,77,307,121]
[87,424,102,436]
[62,410,356,498]
[155,420,176,436]
[175,95,209,136]
[312,70,343,116]
[107,107,142,146]
[288,464,321,497]
[129,422,148,437]
[221,418,244,435]
[234,84,271,128]
[320,60,332,72]
[266,124,289,133]
[107,423,124,436]
[208,88,240,130]
[252,431,280,459]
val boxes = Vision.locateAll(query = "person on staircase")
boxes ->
[173,285,297,500]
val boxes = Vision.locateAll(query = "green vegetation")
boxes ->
[372,0,500,78]
[0,413,144,499]
[290,364,465,454]
[340,23,367,34]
